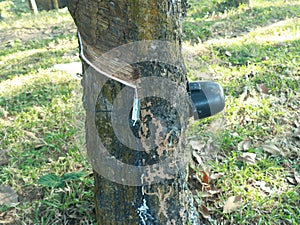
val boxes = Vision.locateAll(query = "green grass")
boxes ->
[185,0,300,224]
[1,0,300,224]
[0,1,95,224]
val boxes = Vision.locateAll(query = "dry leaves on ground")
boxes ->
[0,149,10,167]
[0,185,19,207]
[238,152,257,165]
[261,143,285,157]
[237,139,252,151]
[223,195,242,213]
[256,83,269,94]
[254,181,274,194]
[199,205,211,219]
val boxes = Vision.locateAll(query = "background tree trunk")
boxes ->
[52,0,59,9]
[35,0,67,11]
[219,0,252,9]
[28,0,39,14]
[67,0,199,224]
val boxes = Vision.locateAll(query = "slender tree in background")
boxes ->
[219,0,252,9]
[30,0,67,11]
[67,0,199,224]
[28,0,39,14]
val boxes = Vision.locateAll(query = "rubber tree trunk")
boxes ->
[224,0,252,8]
[28,0,39,14]
[66,0,199,224]
[52,0,59,9]
[35,0,64,10]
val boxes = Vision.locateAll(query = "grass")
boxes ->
[0,1,95,224]
[0,0,300,224]
[185,0,300,224]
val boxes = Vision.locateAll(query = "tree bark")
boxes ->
[35,0,66,10]
[28,0,39,14]
[67,0,199,224]
[220,0,252,9]
[52,0,59,10]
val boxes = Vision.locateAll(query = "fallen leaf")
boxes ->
[0,185,19,207]
[292,128,300,139]
[294,171,300,184]
[256,83,269,94]
[208,189,222,195]
[0,149,10,167]
[237,140,252,151]
[261,56,268,61]
[210,172,225,180]
[232,132,239,137]
[239,153,256,165]
[225,51,232,57]
[34,143,46,150]
[286,177,297,185]
[0,216,14,224]
[223,196,242,213]
[261,144,285,156]
[207,117,225,134]
[192,151,204,167]
[200,191,212,198]
[190,140,205,151]
[200,205,210,219]
[200,189,221,197]
[254,181,273,194]
[195,72,211,79]
[0,160,9,167]
[23,130,39,139]
[23,130,47,148]
[239,86,249,102]
[279,92,287,104]
[202,171,209,185]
